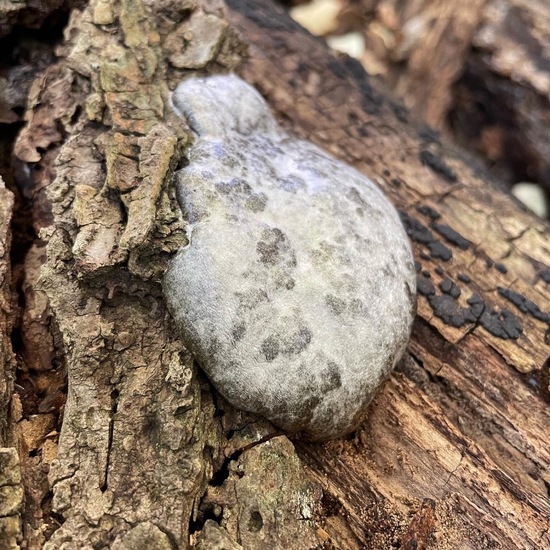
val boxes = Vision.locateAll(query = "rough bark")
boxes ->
[0,0,548,549]
[7,1,319,548]
[0,178,23,549]
[0,176,14,445]
[348,0,487,130]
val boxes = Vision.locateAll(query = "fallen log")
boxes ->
[0,0,548,548]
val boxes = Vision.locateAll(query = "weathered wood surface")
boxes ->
[453,0,550,189]
[0,0,548,548]
[224,3,550,548]
[353,0,550,190]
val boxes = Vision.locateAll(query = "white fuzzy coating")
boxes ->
[165,75,416,440]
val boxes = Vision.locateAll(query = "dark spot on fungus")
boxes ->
[216,177,252,195]
[458,273,471,283]
[277,175,306,193]
[435,266,444,276]
[256,227,287,264]
[495,262,508,274]
[237,289,269,310]
[422,270,431,278]
[232,323,246,342]
[322,361,342,391]
[419,150,457,183]
[348,187,367,207]
[414,261,422,273]
[498,287,550,324]
[261,336,280,362]
[283,327,312,355]
[350,298,368,317]
[182,202,209,224]
[325,294,346,316]
[391,178,402,187]
[299,393,321,422]
[245,193,267,212]
[431,223,471,250]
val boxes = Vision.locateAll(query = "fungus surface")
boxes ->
[164,75,416,440]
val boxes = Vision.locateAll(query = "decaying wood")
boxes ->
[0,0,548,548]
[346,0,487,130]
[388,0,488,131]
[453,0,550,189]
[224,3,550,548]
[354,0,550,190]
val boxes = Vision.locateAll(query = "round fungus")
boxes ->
[164,75,416,440]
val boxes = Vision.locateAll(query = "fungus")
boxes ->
[164,75,416,440]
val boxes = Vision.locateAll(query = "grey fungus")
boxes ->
[164,75,416,440]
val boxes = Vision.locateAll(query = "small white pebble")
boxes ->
[327,32,366,58]
[511,182,548,218]
[290,0,340,36]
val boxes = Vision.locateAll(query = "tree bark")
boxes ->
[1,0,549,549]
